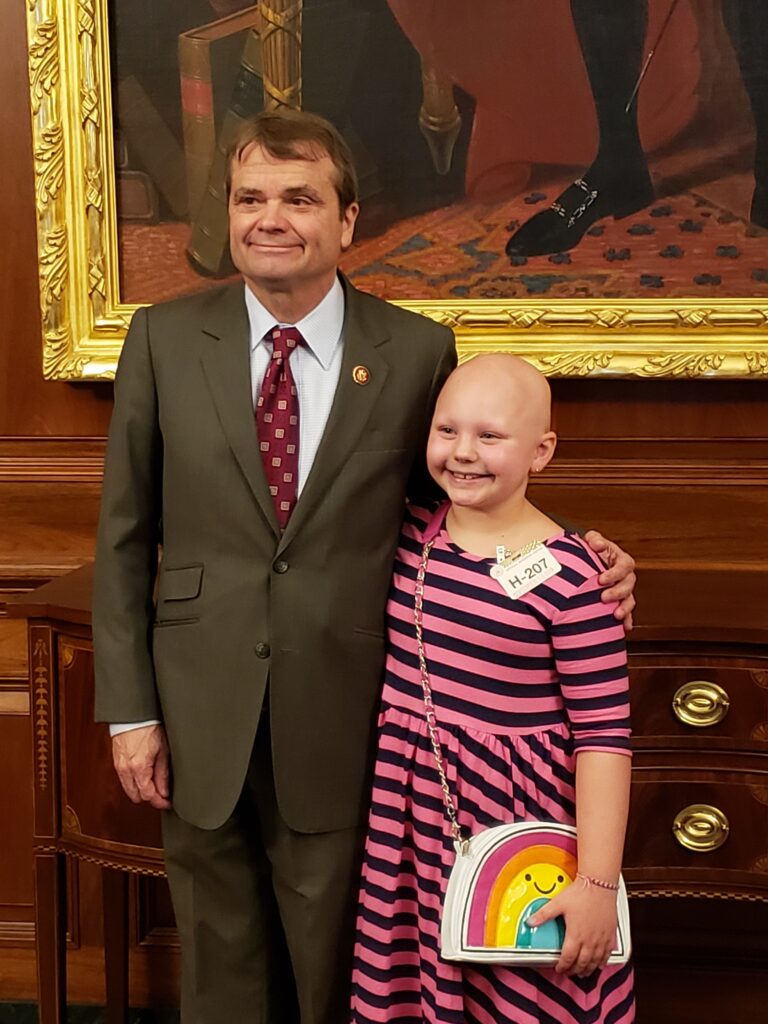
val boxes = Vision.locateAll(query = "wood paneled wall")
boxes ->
[1,0,767,1010]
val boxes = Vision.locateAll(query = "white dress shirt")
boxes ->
[110,279,346,737]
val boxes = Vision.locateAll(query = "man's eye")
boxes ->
[480,432,499,440]
[437,425,454,435]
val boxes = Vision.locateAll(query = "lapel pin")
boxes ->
[352,365,370,386]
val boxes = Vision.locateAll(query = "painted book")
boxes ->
[179,5,263,221]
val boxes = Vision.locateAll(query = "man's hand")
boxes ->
[112,724,172,811]
[583,531,636,632]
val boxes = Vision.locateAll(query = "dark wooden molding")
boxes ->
[0,922,35,948]
[0,438,105,482]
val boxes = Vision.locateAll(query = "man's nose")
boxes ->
[258,200,288,231]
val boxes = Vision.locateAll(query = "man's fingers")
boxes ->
[115,767,142,804]
[599,561,636,590]
[111,724,171,809]
[133,763,171,810]
[154,746,171,800]
[583,529,606,552]
[135,763,158,802]
[612,595,636,632]
[609,592,637,616]
[127,767,170,811]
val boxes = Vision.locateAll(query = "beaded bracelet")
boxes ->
[576,871,620,892]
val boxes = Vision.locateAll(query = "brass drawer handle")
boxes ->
[672,680,730,727]
[672,804,729,852]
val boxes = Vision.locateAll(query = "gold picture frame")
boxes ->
[26,0,768,380]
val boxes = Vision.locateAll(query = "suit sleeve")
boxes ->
[93,307,163,723]
[406,325,457,503]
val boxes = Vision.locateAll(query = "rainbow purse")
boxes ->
[440,820,631,965]
[414,538,631,967]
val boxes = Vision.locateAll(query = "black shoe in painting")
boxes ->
[506,172,654,258]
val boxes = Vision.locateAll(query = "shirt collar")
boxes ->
[244,277,345,369]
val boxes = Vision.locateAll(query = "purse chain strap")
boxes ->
[415,539,470,855]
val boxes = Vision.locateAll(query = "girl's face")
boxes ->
[427,370,555,515]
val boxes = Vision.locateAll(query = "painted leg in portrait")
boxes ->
[506,0,654,258]
[721,0,768,228]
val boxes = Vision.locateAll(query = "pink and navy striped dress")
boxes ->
[351,503,634,1024]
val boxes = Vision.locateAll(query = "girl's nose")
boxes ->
[454,435,477,461]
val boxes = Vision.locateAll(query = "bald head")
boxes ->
[436,354,552,437]
[427,354,558,506]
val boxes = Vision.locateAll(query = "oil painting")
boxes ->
[113,0,768,307]
[25,0,768,377]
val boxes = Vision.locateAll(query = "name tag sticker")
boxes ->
[490,544,561,600]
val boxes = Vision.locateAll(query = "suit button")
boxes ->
[273,560,289,574]
[255,642,271,659]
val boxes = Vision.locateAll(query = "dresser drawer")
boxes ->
[624,770,768,897]
[628,657,768,749]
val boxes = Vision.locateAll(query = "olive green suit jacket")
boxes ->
[93,276,456,833]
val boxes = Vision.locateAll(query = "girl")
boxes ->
[351,354,634,1023]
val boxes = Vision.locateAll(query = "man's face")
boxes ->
[228,143,359,299]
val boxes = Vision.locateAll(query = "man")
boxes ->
[507,0,768,257]
[93,109,636,1024]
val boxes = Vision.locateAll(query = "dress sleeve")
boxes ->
[549,572,632,757]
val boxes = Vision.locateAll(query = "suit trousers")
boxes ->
[162,713,367,1024]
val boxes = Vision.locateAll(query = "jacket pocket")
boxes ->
[157,564,204,602]
[155,564,204,624]
[153,616,200,628]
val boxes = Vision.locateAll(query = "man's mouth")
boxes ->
[249,244,299,251]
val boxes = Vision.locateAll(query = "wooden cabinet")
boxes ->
[8,568,170,1024]
[628,651,768,899]
[7,562,768,1021]
[624,569,768,1016]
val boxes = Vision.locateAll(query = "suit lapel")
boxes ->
[199,285,280,538]
[278,279,390,552]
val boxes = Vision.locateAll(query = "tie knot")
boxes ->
[268,326,303,362]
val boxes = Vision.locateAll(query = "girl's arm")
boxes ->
[526,752,631,976]
[526,547,633,974]
[575,750,631,894]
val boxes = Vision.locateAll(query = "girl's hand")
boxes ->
[526,881,618,977]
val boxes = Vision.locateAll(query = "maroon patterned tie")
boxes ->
[256,326,302,528]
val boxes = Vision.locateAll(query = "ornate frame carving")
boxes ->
[26,0,768,379]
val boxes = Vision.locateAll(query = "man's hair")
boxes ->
[225,109,358,213]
